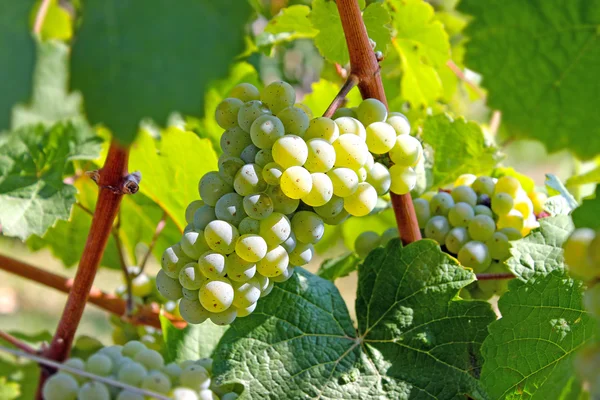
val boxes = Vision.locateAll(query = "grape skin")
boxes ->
[305,117,340,143]
[366,162,391,195]
[386,112,411,135]
[277,106,309,136]
[333,134,368,169]
[458,241,492,272]
[230,83,260,102]
[42,373,79,400]
[343,182,378,217]
[355,231,381,258]
[302,173,334,207]
[257,245,289,277]
[156,269,184,300]
[215,98,243,129]
[291,211,325,244]
[198,251,227,279]
[235,234,268,262]
[424,216,450,244]
[199,278,235,312]
[389,134,421,166]
[237,100,271,132]
[356,98,387,126]
[327,168,359,197]
[179,298,210,324]
[260,81,295,114]
[280,166,313,199]
[272,135,308,168]
[468,214,496,242]
[448,202,475,228]
[389,165,416,195]
[335,116,366,140]
[304,139,336,173]
[413,198,430,229]
[243,193,274,220]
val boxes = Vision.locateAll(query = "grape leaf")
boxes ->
[70,0,251,144]
[310,0,391,65]
[421,114,499,187]
[161,315,228,363]
[12,40,83,129]
[571,186,600,230]
[0,122,101,240]
[459,0,600,160]
[385,0,450,108]
[129,128,219,231]
[0,0,35,131]
[213,241,495,399]
[29,0,72,41]
[317,252,360,281]
[507,215,574,282]
[545,174,578,211]
[566,164,600,187]
[480,272,597,399]
[256,5,317,50]
[301,79,362,117]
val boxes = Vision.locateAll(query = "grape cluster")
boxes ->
[159,81,423,325]
[42,341,240,400]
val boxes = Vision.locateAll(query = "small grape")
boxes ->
[280,166,313,199]
[495,176,521,198]
[563,228,597,279]
[304,139,336,173]
[172,388,200,400]
[179,298,210,324]
[271,265,295,283]
[514,194,534,219]
[458,241,492,272]
[134,348,164,370]
[131,273,154,298]
[210,308,238,325]
[179,262,205,290]
[256,245,289,277]
[117,361,147,386]
[355,231,381,258]
[181,231,210,259]
[78,381,110,400]
[268,185,300,214]
[193,205,217,231]
[498,227,522,241]
[356,166,367,182]
[235,234,268,262]
[343,182,378,217]
[589,234,600,265]
[262,162,284,185]
[277,106,310,136]
[291,211,325,244]
[199,278,234,312]
[314,195,345,219]
[204,220,240,254]
[327,167,359,197]
[491,192,513,215]
[180,364,211,391]
[413,198,430,229]
[218,155,245,185]
[332,107,357,119]
[424,215,451,244]
[529,191,548,214]
[233,163,267,196]
[254,148,274,167]
[366,162,391,195]
[272,135,308,168]
[243,193,274,220]
[468,214,496,242]
[238,217,261,235]
[356,98,387,125]
[199,172,233,207]
[333,134,368,169]
[305,117,340,143]
[141,371,172,394]
[477,261,510,295]
[236,302,257,318]
[182,287,200,301]
[220,127,252,158]
[156,269,184,300]
[388,134,421,166]
[429,192,455,216]
[240,144,260,164]
[259,212,292,248]
[496,209,524,232]
[230,83,260,102]
[85,353,113,376]
[260,81,295,114]
[42,373,79,400]
[445,227,470,254]
[281,231,298,253]
[232,279,261,308]
[486,232,511,260]
[474,204,493,217]
[381,228,399,246]
[198,251,227,279]
[63,358,85,382]
[448,202,475,228]
[302,173,334,207]
[225,253,256,282]
[389,165,417,195]
[260,280,275,297]
[335,116,366,140]
[471,176,496,196]
[215,98,243,129]
[237,100,271,132]
[454,174,477,187]
[451,185,477,207]
[185,200,204,224]
[122,340,146,358]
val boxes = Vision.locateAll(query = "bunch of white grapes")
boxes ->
[157,81,423,325]
[42,341,240,400]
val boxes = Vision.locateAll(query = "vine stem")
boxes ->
[476,272,515,281]
[336,0,421,244]
[0,331,37,354]
[0,254,183,329]
[33,0,51,35]
[323,74,359,118]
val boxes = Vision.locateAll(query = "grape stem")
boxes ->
[138,211,168,273]
[0,346,172,400]
[336,0,421,245]
[323,74,359,118]
[0,331,37,354]
[476,272,516,281]
[33,0,51,35]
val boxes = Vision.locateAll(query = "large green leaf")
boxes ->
[422,114,499,188]
[70,0,251,144]
[545,174,578,211]
[459,0,600,160]
[571,186,600,230]
[0,0,35,131]
[317,252,360,281]
[256,5,318,50]
[161,315,228,363]
[480,272,596,399]
[0,122,101,240]
[129,128,219,231]
[213,241,495,399]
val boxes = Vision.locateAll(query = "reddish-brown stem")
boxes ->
[323,74,359,118]
[0,330,37,354]
[336,0,421,245]
[489,110,502,136]
[476,272,515,281]
[33,0,51,35]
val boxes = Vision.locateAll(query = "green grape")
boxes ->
[320,207,349,225]
[471,176,496,196]
[305,117,340,143]
[238,217,260,235]
[454,174,477,187]
[448,202,475,228]
[327,167,359,197]
[280,166,312,199]
[218,155,245,185]
[270,265,295,283]
[260,280,275,297]
[584,284,600,317]
[355,231,381,258]
[477,261,509,295]
[486,232,510,260]
[529,191,548,214]
[180,365,211,391]
[356,166,367,182]
[445,227,470,254]
[63,358,85,382]
[204,220,240,254]
[220,127,252,158]
[230,83,260,102]
[494,176,521,198]
[259,212,291,248]
[156,269,183,300]
[42,373,79,400]
[343,182,378,216]
[272,135,308,168]
[181,231,210,259]
[386,112,410,135]
[496,209,524,232]
[215,98,243,129]
[198,251,227,279]
[79,381,110,400]
[260,81,295,114]
[179,298,210,324]
[388,133,421,166]
[183,224,195,234]
[210,308,238,325]
[356,98,387,126]
[195,358,213,373]
[237,100,271,132]
[277,106,310,136]
[491,192,513,215]
[314,195,345,219]
[335,116,366,140]
[179,262,205,290]
[193,205,217,231]
[302,173,333,207]
[250,115,285,149]
[117,361,147,386]
[233,163,266,196]
[413,198,430,229]
[199,278,234,312]
[172,388,201,400]
[240,144,260,164]
[381,228,399,246]
[235,234,268,262]
[291,211,325,244]
[236,302,257,318]
[257,245,289,277]
[389,165,416,195]
[141,371,172,394]
[185,200,204,224]
[182,287,199,301]
[333,134,368,169]
[262,162,284,185]
[254,148,274,167]
[332,107,357,119]
[122,340,146,358]
[116,391,145,400]
[563,228,597,279]
[268,185,300,214]
[281,231,297,253]
[424,216,451,244]
[304,138,336,173]
[215,192,247,226]
[451,185,477,207]
[366,162,391,195]
[458,241,492,272]
[243,193,274,220]
[225,253,256,282]
[364,151,374,171]
[498,227,522,240]
[474,204,493,217]
[429,192,455,216]
[254,274,270,292]
[85,353,113,376]
[232,278,261,308]
[199,172,233,207]
[131,273,154,298]
[468,214,496,241]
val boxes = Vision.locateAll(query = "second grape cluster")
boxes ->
[157,81,424,325]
